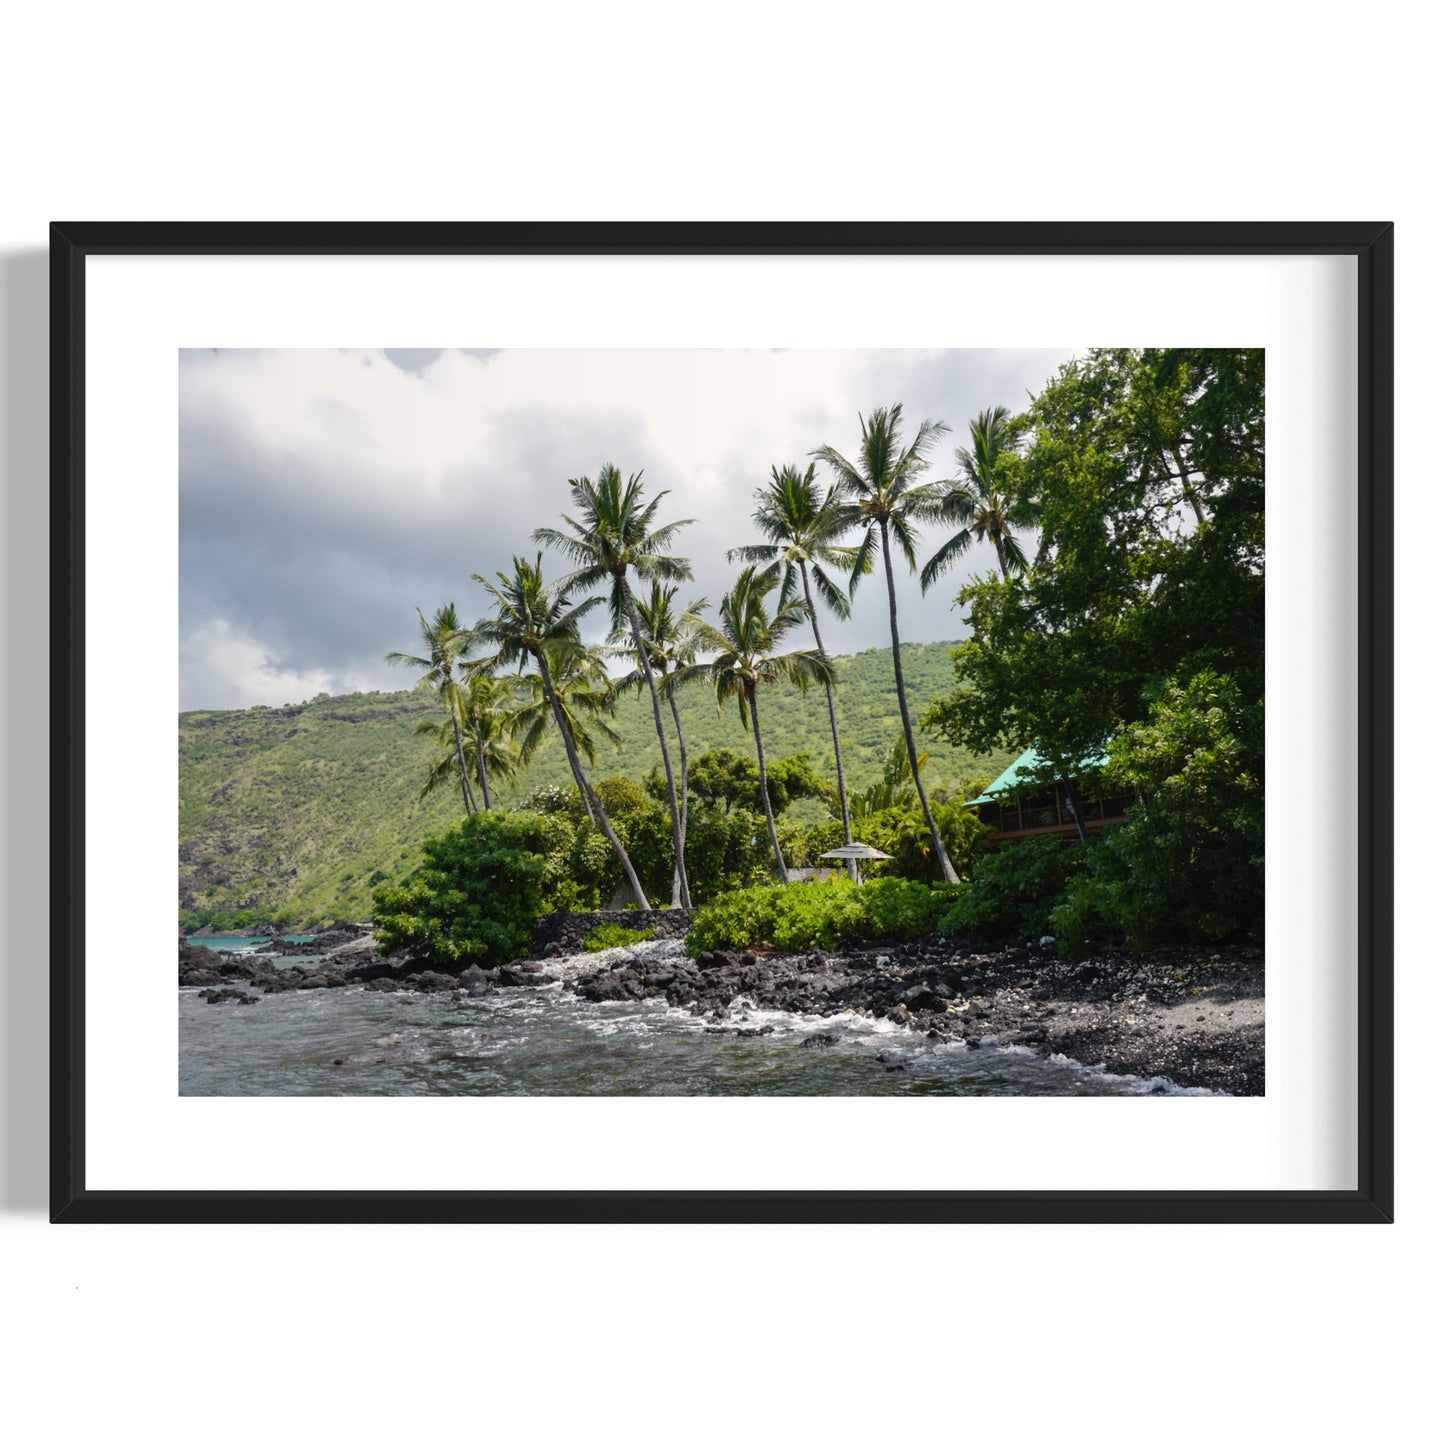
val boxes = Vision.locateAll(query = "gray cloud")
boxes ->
[179,347,1074,710]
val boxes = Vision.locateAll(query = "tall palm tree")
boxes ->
[609,583,709,907]
[385,602,478,816]
[728,462,867,879]
[812,405,960,885]
[675,567,832,882]
[921,405,1030,588]
[512,645,623,830]
[534,465,696,909]
[472,555,649,910]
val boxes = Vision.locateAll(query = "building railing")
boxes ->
[982,793,1131,836]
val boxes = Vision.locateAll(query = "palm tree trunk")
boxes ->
[536,650,648,910]
[993,535,1011,576]
[621,577,692,910]
[879,525,959,885]
[747,689,789,883]
[1061,773,1090,845]
[666,684,690,909]
[475,739,492,811]
[800,568,857,882]
[448,706,477,815]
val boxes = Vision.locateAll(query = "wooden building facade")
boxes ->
[966,748,1131,841]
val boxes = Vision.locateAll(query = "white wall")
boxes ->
[1,4,1436,1439]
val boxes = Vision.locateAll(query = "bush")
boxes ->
[1053,670,1263,951]
[582,922,657,952]
[938,836,1084,939]
[371,810,549,970]
[686,877,953,955]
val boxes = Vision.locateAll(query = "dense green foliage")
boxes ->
[926,348,1265,946]
[925,349,1263,780]
[938,837,1085,939]
[178,643,1011,928]
[371,811,550,969]
[583,922,656,951]
[677,748,828,815]
[685,878,955,955]
[1052,671,1263,949]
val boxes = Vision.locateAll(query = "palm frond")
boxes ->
[920,526,978,592]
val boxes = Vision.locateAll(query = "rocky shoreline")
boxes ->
[178,925,1264,1095]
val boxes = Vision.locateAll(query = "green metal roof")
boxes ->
[967,746,1110,805]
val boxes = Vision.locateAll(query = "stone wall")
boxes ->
[531,909,693,956]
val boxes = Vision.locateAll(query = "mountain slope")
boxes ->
[178,641,1014,926]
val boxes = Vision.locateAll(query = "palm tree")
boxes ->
[412,710,524,811]
[472,555,649,910]
[385,602,478,816]
[609,582,709,907]
[920,405,1030,588]
[454,666,530,810]
[534,465,696,909]
[728,462,867,879]
[512,645,623,830]
[812,405,960,885]
[676,567,832,882]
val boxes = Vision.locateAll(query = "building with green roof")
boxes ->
[966,747,1128,842]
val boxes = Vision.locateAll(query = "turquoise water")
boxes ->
[183,934,317,953]
[179,977,1212,1097]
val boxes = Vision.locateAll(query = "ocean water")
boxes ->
[184,934,317,953]
[179,976,1211,1097]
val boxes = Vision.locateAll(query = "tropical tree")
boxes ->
[534,466,696,909]
[513,645,623,829]
[921,405,1031,589]
[609,582,709,907]
[812,405,960,884]
[472,555,649,910]
[675,566,832,882]
[456,666,530,810]
[385,602,478,816]
[727,462,867,877]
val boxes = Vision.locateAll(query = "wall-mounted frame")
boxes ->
[51,222,1392,1222]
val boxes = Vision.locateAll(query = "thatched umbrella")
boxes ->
[819,842,893,883]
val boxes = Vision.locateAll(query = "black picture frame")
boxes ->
[50,222,1394,1224]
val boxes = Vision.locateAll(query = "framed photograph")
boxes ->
[51,222,1392,1223]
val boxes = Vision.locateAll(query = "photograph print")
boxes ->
[178,345,1265,1098]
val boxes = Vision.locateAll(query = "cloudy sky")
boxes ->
[178,347,1076,711]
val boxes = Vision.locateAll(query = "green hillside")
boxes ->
[179,641,1015,927]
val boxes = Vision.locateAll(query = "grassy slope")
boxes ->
[178,641,1015,925]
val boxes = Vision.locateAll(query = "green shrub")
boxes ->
[938,836,1084,939]
[686,877,953,955]
[582,922,657,952]
[371,810,549,970]
[1053,671,1263,951]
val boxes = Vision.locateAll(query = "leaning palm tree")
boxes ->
[675,567,832,883]
[728,462,867,879]
[472,555,649,910]
[812,405,960,884]
[385,602,478,816]
[609,583,709,907]
[512,645,624,829]
[920,405,1030,588]
[534,465,696,909]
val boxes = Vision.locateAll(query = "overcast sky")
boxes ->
[178,347,1076,711]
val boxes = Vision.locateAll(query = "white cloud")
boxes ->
[180,346,1077,709]
[179,617,365,711]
